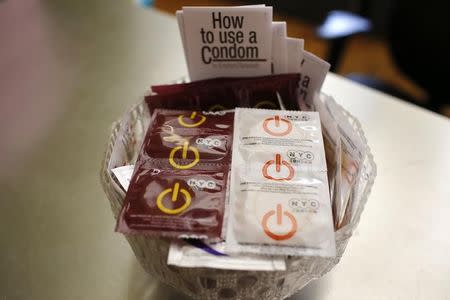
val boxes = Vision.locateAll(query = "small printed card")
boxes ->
[175,4,330,103]
[286,37,304,73]
[298,51,331,109]
[179,6,273,80]
[271,21,288,74]
[111,165,135,191]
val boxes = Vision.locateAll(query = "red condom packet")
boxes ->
[117,109,233,239]
[146,74,302,113]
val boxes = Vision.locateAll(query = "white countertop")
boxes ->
[0,1,449,300]
[294,74,450,300]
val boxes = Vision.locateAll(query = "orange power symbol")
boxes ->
[262,204,297,241]
[262,153,295,181]
[262,115,292,136]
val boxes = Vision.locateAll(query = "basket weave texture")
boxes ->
[100,96,376,300]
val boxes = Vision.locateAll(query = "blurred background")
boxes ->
[152,0,450,116]
[0,0,448,183]
[1,0,448,182]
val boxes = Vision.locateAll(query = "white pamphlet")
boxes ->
[271,21,288,74]
[111,165,135,191]
[286,37,304,73]
[298,51,331,110]
[181,6,273,80]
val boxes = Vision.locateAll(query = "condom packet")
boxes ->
[225,108,335,257]
[116,109,233,239]
[320,93,366,228]
[111,164,285,271]
[117,168,228,239]
[313,93,342,226]
[147,74,302,112]
[144,110,233,166]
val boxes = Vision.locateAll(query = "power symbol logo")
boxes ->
[169,141,200,170]
[262,204,297,241]
[263,115,292,136]
[156,182,191,215]
[178,111,206,128]
[262,153,295,181]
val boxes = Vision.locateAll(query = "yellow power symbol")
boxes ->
[178,111,206,128]
[156,182,191,215]
[169,141,200,169]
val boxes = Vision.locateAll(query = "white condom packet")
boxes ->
[111,164,286,271]
[320,93,366,228]
[313,93,342,227]
[226,108,336,257]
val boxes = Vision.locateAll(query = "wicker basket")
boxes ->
[100,95,376,300]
